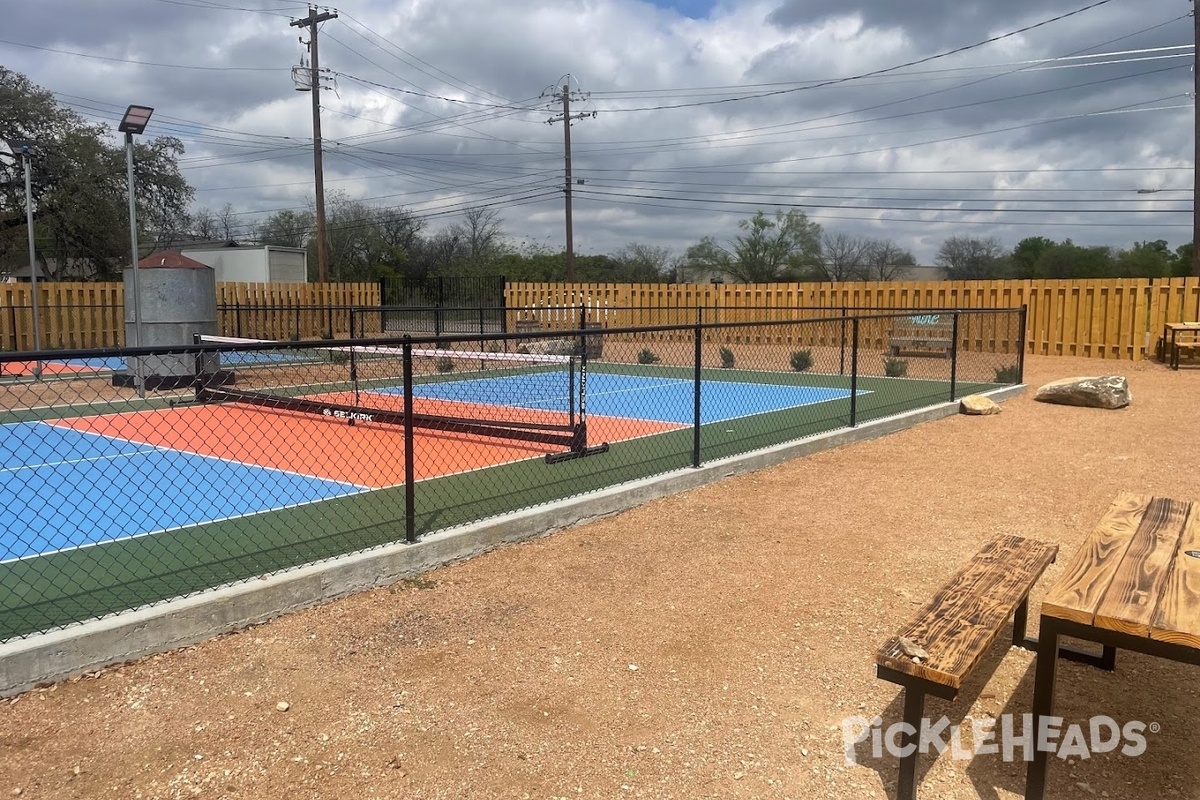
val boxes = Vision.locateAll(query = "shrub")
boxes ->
[789,349,813,372]
[435,356,455,373]
[995,364,1020,383]
[637,348,661,365]
[719,346,735,369]
[884,357,908,378]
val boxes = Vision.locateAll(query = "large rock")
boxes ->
[518,338,576,357]
[1034,376,1130,409]
[960,395,1001,415]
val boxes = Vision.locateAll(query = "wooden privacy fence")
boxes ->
[0,282,380,351]
[508,278,1200,360]
[217,283,380,341]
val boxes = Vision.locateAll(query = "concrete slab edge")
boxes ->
[0,383,1025,696]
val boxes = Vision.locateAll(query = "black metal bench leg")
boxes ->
[897,687,925,800]
[1012,596,1030,647]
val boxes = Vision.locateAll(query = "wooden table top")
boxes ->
[1042,493,1200,648]
[1165,322,1200,331]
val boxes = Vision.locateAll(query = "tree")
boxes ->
[934,235,1007,280]
[612,243,680,282]
[1031,240,1114,279]
[254,208,314,249]
[817,232,872,281]
[1113,239,1174,278]
[449,207,504,270]
[1011,236,1054,279]
[862,240,916,281]
[685,209,822,283]
[0,67,193,279]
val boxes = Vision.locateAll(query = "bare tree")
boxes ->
[863,239,917,281]
[935,235,1007,280]
[191,207,219,242]
[450,207,504,265]
[817,232,873,281]
[613,243,680,281]
[215,203,238,242]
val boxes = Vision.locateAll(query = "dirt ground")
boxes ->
[3,354,1200,800]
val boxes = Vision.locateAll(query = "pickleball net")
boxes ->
[193,335,609,462]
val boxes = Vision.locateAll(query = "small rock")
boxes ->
[13,789,24,797]
[733,772,744,780]
[897,637,930,661]
[960,395,1001,415]
[276,701,291,712]
[628,664,638,672]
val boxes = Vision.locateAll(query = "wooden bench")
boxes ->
[874,534,1059,800]
[888,315,953,358]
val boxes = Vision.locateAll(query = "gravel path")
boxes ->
[2,354,1198,800]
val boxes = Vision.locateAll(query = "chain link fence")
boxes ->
[0,308,1022,642]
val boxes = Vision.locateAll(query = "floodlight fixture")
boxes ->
[118,105,154,135]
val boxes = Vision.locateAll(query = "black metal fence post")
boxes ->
[850,317,859,427]
[1017,304,1028,383]
[693,323,702,468]
[949,312,960,401]
[839,304,847,376]
[403,338,416,543]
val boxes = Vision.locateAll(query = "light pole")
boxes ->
[2,138,42,379]
[118,104,153,396]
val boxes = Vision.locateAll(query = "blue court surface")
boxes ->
[398,372,857,425]
[0,423,364,561]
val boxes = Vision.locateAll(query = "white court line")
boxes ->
[0,485,372,566]
[0,446,159,476]
[36,423,375,491]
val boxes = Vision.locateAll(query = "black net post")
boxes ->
[403,338,416,543]
[949,312,960,401]
[348,312,360,406]
[1018,304,1028,382]
[693,322,702,468]
[235,300,242,338]
[850,317,859,427]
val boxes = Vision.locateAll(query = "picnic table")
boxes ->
[1025,493,1200,799]
[1155,321,1200,369]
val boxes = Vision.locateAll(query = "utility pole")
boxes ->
[544,77,595,283]
[291,6,337,283]
[1193,0,1199,276]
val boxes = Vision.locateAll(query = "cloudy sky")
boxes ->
[1,0,1194,264]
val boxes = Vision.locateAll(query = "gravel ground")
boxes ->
[3,354,1199,800]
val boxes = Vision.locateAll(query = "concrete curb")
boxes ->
[0,384,1025,696]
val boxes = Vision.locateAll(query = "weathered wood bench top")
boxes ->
[876,534,1059,691]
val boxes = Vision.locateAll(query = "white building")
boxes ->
[181,245,308,283]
